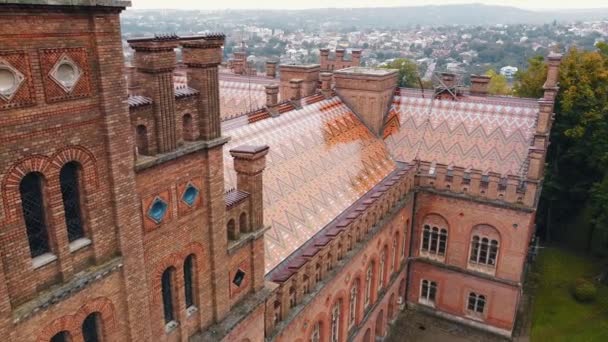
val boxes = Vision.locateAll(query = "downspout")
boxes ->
[404,188,418,305]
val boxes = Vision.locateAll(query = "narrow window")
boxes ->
[184,254,195,308]
[430,227,439,251]
[331,300,341,342]
[489,240,499,265]
[470,236,480,262]
[239,212,248,234]
[349,282,358,328]
[182,114,194,141]
[135,125,149,155]
[20,172,51,257]
[421,225,430,251]
[378,250,386,291]
[310,321,321,342]
[50,331,71,342]
[365,264,373,307]
[60,162,85,242]
[289,286,296,308]
[402,222,408,257]
[438,229,447,255]
[420,279,437,304]
[161,268,175,323]
[391,237,398,273]
[303,275,310,294]
[227,219,237,240]
[315,263,322,283]
[82,312,102,342]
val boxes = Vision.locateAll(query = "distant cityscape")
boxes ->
[121,7,608,83]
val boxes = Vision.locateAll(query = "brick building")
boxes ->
[0,1,561,342]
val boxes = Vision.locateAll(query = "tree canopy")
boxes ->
[484,69,511,95]
[381,58,420,88]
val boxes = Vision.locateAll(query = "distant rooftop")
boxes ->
[2,0,131,7]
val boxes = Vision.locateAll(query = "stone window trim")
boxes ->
[419,279,437,307]
[32,252,58,269]
[0,58,25,101]
[68,237,92,253]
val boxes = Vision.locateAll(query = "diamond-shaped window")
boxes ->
[0,59,25,102]
[49,54,82,93]
[181,183,199,207]
[232,269,246,287]
[147,197,168,224]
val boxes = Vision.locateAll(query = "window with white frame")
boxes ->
[331,300,341,342]
[310,321,321,342]
[365,264,373,308]
[349,282,358,329]
[391,238,397,273]
[378,250,386,292]
[469,236,499,266]
[421,225,447,256]
[419,279,437,306]
[467,292,486,315]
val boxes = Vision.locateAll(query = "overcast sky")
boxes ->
[131,0,608,10]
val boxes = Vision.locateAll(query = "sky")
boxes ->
[131,0,608,10]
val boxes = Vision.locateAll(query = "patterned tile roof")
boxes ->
[384,88,540,176]
[223,97,396,273]
[219,80,267,121]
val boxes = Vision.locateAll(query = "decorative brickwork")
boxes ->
[39,48,92,103]
[0,50,36,110]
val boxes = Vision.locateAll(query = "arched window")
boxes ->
[467,292,486,314]
[60,162,85,242]
[419,279,437,305]
[365,263,373,308]
[135,125,149,155]
[349,281,358,329]
[239,212,248,234]
[20,172,51,258]
[378,250,386,292]
[374,309,385,338]
[421,225,448,256]
[82,312,102,342]
[184,254,196,308]
[402,220,409,258]
[327,253,333,272]
[303,274,310,295]
[310,321,321,342]
[331,300,341,342]
[273,300,282,324]
[227,219,238,240]
[469,235,499,266]
[50,331,71,342]
[161,267,176,323]
[289,286,296,308]
[315,263,322,283]
[391,237,398,274]
[182,114,194,141]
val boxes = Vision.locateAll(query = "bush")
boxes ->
[571,278,598,302]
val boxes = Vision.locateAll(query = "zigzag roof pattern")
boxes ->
[385,88,539,176]
[219,80,267,121]
[223,97,396,272]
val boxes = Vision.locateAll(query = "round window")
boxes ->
[56,62,77,86]
[0,68,16,93]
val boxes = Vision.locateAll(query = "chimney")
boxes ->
[543,52,563,102]
[333,67,398,136]
[440,72,456,88]
[320,72,333,98]
[266,60,278,78]
[181,34,225,141]
[230,145,270,232]
[129,36,179,153]
[527,148,545,180]
[469,75,491,96]
[289,79,303,100]
[126,65,142,95]
[230,144,270,291]
[351,49,362,67]
[536,100,554,135]
[335,49,345,61]
[319,48,330,71]
[279,64,320,100]
[265,84,279,107]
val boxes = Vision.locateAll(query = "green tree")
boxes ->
[381,58,420,88]
[485,69,511,95]
[513,55,547,98]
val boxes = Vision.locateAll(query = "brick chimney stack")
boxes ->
[334,67,398,136]
[279,64,320,100]
[265,84,279,107]
[351,49,362,66]
[181,34,225,141]
[320,72,333,98]
[335,49,345,61]
[469,75,491,96]
[289,79,303,100]
[230,145,270,232]
[320,48,330,66]
[266,60,278,78]
[543,52,563,102]
[129,37,179,153]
